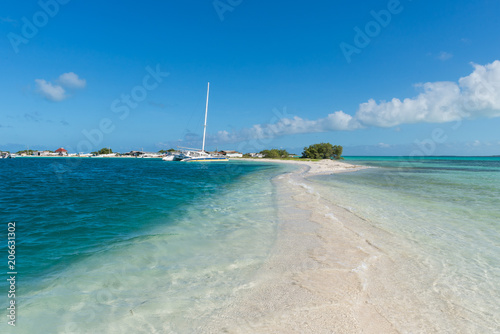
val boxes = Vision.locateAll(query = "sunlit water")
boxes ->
[311,156,500,332]
[2,156,499,333]
[0,158,292,333]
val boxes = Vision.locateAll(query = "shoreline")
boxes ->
[230,157,369,176]
[204,159,401,333]
[204,157,475,333]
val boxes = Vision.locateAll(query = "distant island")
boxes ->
[5,142,345,160]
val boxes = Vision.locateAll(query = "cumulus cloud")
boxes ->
[210,60,500,145]
[35,79,66,102]
[355,60,500,127]
[35,72,86,101]
[57,72,86,89]
[182,60,500,148]
[213,111,360,143]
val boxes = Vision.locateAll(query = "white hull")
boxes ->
[181,156,228,162]
[164,82,228,163]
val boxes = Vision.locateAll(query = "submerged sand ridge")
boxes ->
[203,159,471,333]
[203,163,396,333]
[231,158,368,176]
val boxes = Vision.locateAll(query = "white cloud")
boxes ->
[459,61,500,114]
[355,60,500,127]
[35,72,86,101]
[35,79,66,102]
[213,111,360,143]
[210,60,500,145]
[355,81,464,127]
[58,72,86,89]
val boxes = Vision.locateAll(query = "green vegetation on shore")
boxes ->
[259,149,289,159]
[302,143,343,160]
[158,148,176,154]
[250,143,343,160]
[16,149,36,155]
[92,148,113,155]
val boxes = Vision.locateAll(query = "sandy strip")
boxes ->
[202,158,467,333]
[200,159,406,333]
[230,158,369,176]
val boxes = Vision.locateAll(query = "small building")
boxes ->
[220,150,243,158]
[55,148,68,156]
[33,150,51,156]
[248,153,264,158]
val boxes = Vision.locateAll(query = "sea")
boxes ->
[316,156,500,333]
[0,156,499,333]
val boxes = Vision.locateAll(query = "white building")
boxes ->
[221,150,243,158]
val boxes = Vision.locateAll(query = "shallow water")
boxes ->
[2,156,498,333]
[311,156,500,333]
[0,158,292,333]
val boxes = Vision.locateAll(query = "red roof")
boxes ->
[55,148,67,152]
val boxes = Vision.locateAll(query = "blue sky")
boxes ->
[1,0,500,155]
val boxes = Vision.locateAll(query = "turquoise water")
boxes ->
[0,158,290,333]
[2,156,499,332]
[316,156,500,332]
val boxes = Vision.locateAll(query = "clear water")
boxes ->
[0,158,291,333]
[313,156,500,332]
[2,156,499,333]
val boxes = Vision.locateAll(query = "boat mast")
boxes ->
[202,82,209,152]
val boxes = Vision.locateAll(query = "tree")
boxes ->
[158,148,176,154]
[96,148,113,155]
[332,145,343,160]
[302,143,343,159]
[16,149,34,155]
[259,148,289,159]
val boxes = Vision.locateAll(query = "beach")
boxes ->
[203,159,398,333]
[231,158,368,176]
[203,158,499,333]
[2,157,498,333]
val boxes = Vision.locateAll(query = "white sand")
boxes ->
[201,159,464,333]
[231,158,369,176]
[199,160,397,333]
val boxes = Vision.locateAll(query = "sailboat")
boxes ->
[174,83,228,162]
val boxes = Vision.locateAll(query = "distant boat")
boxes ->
[174,149,227,162]
[174,83,228,162]
[1,153,14,159]
[161,152,176,161]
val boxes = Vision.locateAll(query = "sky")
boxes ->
[1,0,500,156]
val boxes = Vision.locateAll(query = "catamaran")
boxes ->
[174,83,228,162]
